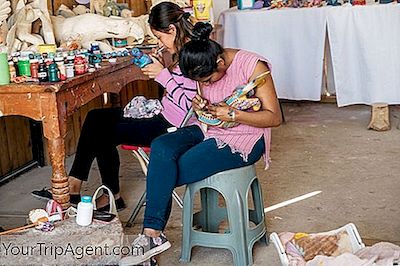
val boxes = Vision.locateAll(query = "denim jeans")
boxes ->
[143,125,265,231]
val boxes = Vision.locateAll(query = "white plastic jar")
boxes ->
[76,195,93,226]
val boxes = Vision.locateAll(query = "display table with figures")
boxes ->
[220,4,400,107]
[0,57,148,208]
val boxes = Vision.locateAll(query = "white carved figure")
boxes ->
[56,4,76,18]
[127,14,157,43]
[120,9,132,18]
[51,13,145,52]
[72,5,90,15]
[90,0,107,15]
[0,0,12,44]
[6,0,55,52]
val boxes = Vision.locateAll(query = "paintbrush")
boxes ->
[155,46,166,55]
[0,217,49,235]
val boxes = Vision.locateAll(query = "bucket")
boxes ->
[0,53,10,85]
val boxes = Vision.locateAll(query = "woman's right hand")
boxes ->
[192,94,208,112]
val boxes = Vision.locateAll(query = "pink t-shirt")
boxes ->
[155,66,197,127]
[197,50,272,168]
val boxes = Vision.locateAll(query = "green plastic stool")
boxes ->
[180,165,268,266]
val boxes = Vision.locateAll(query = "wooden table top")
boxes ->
[0,57,137,94]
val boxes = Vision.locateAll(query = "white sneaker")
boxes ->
[119,233,171,266]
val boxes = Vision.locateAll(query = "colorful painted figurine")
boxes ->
[263,0,271,6]
[131,47,153,68]
[269,0,285,9]
[327,0,341,5]
[196,71,270,128]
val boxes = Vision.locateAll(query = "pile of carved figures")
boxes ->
[0,0,190,53]
[265,0,379,9]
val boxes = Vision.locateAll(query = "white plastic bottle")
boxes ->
[76,195,94,226]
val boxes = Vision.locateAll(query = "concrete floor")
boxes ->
[0,102,399,265]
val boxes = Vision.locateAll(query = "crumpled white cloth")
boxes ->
[307,242,400,266]
[123,96,163,119]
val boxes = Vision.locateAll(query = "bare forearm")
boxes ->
[234,109,282,128]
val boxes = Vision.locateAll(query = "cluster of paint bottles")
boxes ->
[4,43,154,84]
[8,49,91,83]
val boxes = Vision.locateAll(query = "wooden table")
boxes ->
[0,58,148,208]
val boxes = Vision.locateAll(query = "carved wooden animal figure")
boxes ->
[6,0,55,52]
[51,13,145,52]
[0,0,11,44]
[196,71,270,128]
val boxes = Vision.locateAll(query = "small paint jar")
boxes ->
[18,57,31,77]
[48,62,60,82]
[8,61,17,80]
[74,55,87,75]
[66,64,75,78]
[38,60,48,82]
[30,59,39,79]
[55,57,66,81]
[90,42,101,54]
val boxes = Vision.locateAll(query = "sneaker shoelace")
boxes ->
[132,234,149,256]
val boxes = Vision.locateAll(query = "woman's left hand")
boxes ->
[142,55,165,78]
[207,103,234,122]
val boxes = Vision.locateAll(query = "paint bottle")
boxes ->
[30,59,39,79]
[66,64,75,78]
[48,62,60,82]
[11,52,20,76]
[74,55,87,75]
[8,61,17,80]
[65,55,75,78]
[90,42,101,55]
[17,57,31,77]
[38,60,48,82]
[55,57,66,81]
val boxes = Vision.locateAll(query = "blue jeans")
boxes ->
[143,125,265,231]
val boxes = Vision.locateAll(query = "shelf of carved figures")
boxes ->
[1,0,218,55]
[0,0,159,54]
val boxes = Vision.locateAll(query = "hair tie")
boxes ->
[183,12,191,19]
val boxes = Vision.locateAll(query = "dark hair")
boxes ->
[179,22,224,80]
[148,2,194,58]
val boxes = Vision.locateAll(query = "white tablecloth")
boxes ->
[220,4,400,106]
[327,4,400,106]
[220,7,328,101]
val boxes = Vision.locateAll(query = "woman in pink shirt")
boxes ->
[119,22,282,266]
[31,2,197,211]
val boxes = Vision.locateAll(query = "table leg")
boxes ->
[47,137,70,209]
[42,93,70,209]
